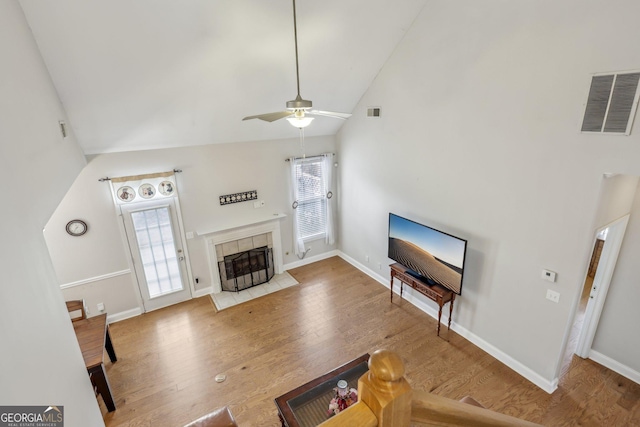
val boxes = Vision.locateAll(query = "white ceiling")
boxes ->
[19,0,426,154]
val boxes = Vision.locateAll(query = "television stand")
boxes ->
[389,263,455,337]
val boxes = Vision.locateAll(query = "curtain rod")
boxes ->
[284,153,335,162]
[98,168,182,182]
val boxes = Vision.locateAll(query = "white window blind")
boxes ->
[294,157,327,240]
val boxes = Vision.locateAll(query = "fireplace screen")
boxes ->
[218,246,274,292]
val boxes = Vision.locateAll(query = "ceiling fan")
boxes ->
[242,0,351,128]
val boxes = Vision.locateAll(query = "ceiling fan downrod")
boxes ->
[286,0,312,110]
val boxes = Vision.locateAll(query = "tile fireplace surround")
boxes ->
[204,217,285,294]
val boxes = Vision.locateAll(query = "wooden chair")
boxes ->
[183,406,238,427]
[65,300,87,322]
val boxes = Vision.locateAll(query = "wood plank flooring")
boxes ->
[101,257,640,426]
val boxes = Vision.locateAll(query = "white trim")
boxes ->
[193,286,214,298]
[575,215,630,357]
[106,307,142,323]
[337,251,388,286]
[60,269,131,290]
[283,249,340,271]
[197,213,286,236]
[337,250,559,394]
[589,350,640,385]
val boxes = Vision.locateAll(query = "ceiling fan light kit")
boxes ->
[286,116,314,128]
[242,0,351,129]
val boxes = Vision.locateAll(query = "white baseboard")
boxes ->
[590,350,640,385]
[193,286,213,298]
[337,252,389,286]
[337,250,559,394]
[283,249,340,271]
[107,307,142,323]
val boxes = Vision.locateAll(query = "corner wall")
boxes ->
[0,1,103,424]
[337,0,640,387]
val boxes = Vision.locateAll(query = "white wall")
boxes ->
[337,0,640,388]
[44,136,337,316]
[591,174,639,230]
[0,1,103,425]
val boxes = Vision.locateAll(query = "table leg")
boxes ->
[90,364,116,412]
[437,302,443,337]
[105,326,118,363]
[448,296,455,331]
[390,275,394,302]
[278,412,287,427]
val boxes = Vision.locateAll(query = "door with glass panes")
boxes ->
[121,199,191,311]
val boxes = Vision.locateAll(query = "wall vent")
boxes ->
[581,71,640,135]
[367,107,381,118]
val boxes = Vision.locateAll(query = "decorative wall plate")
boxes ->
[139,183,155,199]
[66,219,88,236]
[159,181,175,196]
[117,186,136,202]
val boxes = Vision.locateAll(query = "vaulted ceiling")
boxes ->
[19,0,426,154]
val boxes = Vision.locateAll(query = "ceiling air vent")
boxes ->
[367,107,381,118]
[581,71,640,135]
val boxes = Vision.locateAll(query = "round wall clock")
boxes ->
[66,219,88,236]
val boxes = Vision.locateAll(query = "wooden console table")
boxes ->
[390,263,455,336]
[72,313,118,412]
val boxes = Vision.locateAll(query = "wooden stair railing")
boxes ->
[318,349,542,427]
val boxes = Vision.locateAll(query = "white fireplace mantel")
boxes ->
[197,213,286,237]
[203,215,286,294]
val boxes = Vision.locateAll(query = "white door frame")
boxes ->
[575,214,630,358]
[118,197,195,312]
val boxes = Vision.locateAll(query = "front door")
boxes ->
[121,199,192,311]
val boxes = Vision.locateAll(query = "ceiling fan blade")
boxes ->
[308,110,352,120]
[242,111,294,122]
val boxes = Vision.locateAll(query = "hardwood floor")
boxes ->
[101,257,640,426]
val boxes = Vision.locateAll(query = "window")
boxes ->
[289,153,335,257]
[293,157,327,241]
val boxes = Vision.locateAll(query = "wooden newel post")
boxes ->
[358,349,413,427]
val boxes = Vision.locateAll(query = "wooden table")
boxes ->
[390,263,455,336]
[274,354,370,427]
[72,313,118,412]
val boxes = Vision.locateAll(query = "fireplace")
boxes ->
[203,216,285,294]
[219,246,274,292]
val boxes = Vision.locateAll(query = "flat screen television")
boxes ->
[388,213,467,295]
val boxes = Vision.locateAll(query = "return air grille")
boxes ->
[581,72,640,135]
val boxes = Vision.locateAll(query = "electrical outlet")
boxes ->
[378,263,382,270]
[97,302,105,312]
[365,255,369,262]
[546,289,560,303]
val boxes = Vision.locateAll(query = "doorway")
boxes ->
[121,198,192,312]
[562,214,630,373]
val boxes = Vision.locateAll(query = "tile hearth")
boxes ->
[210,272,298,311]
